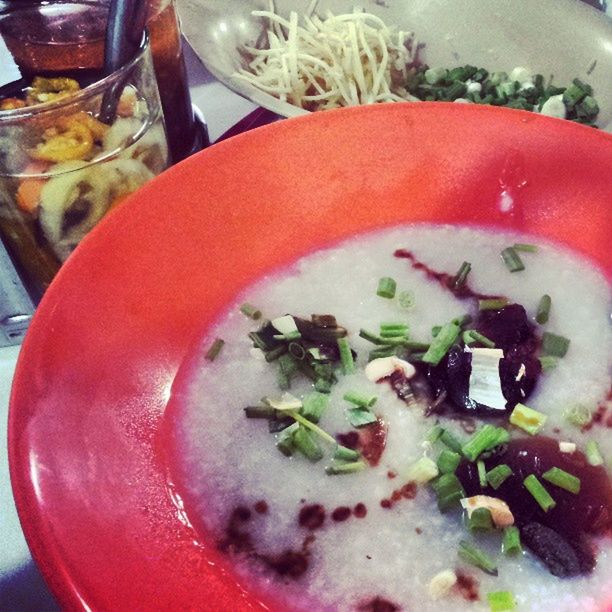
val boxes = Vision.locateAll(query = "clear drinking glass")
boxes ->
[0,5,169,301]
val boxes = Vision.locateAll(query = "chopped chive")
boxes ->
[450,261,472,290]
[502,526,522,555]
[535,294,551,324]
[541,332,570,358]
[244,405,276,419]
[431,473,465,512]
[397,289,415,309]
[333,445,361,461]
[301,392,329,423]
[343,390,377,408]
[523,474,556,511]
[431,325,442,338]
[239,303,262,319]
[359,329,387,345]
[513,243,538,253]
[205,338,224,361]
[248,331,269,350]
[265,345,288,362]
[404,341,431,351]
[563,404,592,428]
[538,355,558,371]
[462,425,510,462]
[347,407,377,428]
[276,422,299,456]
[273,330,302,341]
[477,460,487,487]
[325,460,366,475]
[277,354,297,390]
[377,277,397,299]
[585,440,604,466]
[458,540,498,575]
[422,322,461,366]
[293,426,324,461]
[437,449,461,474]
[469,507,494,532]
[368,346,396,361]
[380,328,408,339]
[509,403,547,436]
[440,429,463,453]
[487,590,516,611]
[501,247,525,272]
[286,409,337,446]
[464,330,496,348]
[337,337,355,374]
[314,378,333,394]
[288,342,307,360]
[426,425,444,443]
[486,464,513,490]
[542,467,581,494]
[479,298,509,311]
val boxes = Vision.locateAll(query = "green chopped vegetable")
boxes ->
[407,456,439,484]
[347,407,377,428]
[585,440,604,466]
[277,354,298,389]
[463,330,496,348]
[239,303,262,319]
[509,403,547,435]
[450,261,471,290]
[337,337,355,374]
[276,422,299,456]
[462,425,510,462]
[426,424,444,443]
[502,526,522,555]
[513,243,538,253]
[431,473,465,512]
[437,449,461,474]
[486,464,513,490]
[293,425,324,461]
[205,338,224,361]
[343,390,377,408]
[301,391,329,423]
[325,460,366,475]
[523,474,556,511]
[542,467,580,494]
[479,298,509,311]
[541,332,570,357]
[265,344,288,362]
[477,460,487,487]
[422,322,460,366]
[377,276,397,299]
[487,590,516,611]
[244,405,276,419]
[440,429,463,453]
[469,507,494,532]
[314,378,333,394]
[286,409,337,445]
[563,404,592,428]
[368,346,396,361]
[431,325,442,338]
[536,294,551,324]
[538,355,558,371]
[333,445,361,461]
[501,247,525,272]
[458,540,498,575]
[397,290,415,309]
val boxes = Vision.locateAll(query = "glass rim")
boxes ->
[0,28,150,120]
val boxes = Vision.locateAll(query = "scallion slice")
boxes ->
[538,355,558,371]
[286,409,337,445]
[542,467,580,494]
[398,290,415,309]
[314,378,333,394]
[486,464,513,490]
[301,391,329,423]
[477,460,487,488]
[276,422,299,456]
[501,247,525,272]
[422,322,460,366]
[333,445,361,461]
[541,332,570,357]
[513,243,538,253]
[368,346,396,361]
[458,540,498,575]
[462,425,510,462]
[377,277,397,299]
[244,405,276,419]
[478,298,509,311]
[293,426,324,461]
[535,294,551,324]
[406,456,439,484]
[347,407,377,428]
[239,303,262,320]
[487,590,516,611]
[440,429,463,453]
[585,440,604,466]
[337,337,355,374]
[523,474,556,511]
[437,449,461,474]
[431,473,465,512]
[469,507,494,532]
[563,404,592,428]
[502,526,522,555]
[344,390,377,408]
[426,425,444,443]
[509,403,547,436]
[464,330,496,348]
[325,460,366,475]
[451,261,471,290]
[205,338,225,361]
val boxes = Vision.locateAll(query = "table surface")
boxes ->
[0,42,256,611]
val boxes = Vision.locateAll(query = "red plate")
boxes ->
[9,104,612,610]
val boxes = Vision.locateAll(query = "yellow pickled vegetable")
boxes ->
[26,77,80,105]
[29,116,94,162]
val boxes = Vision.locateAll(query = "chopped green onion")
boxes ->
[513,243,538,253]
[368,346,396,361]
[431,325,442,338]
[486,464,513,490]
[380,328,408,339]
[406,456,439,484]
[458,540,498,575]
[477,460,487,487]
[563,404,592,428]
[380,322,408,334]
[422,322,461,366]
[509,403,547,436]
[398,290,415,309]
[347,407,377,428]
[377,277,397,299]
[469,507,494,532]
[205,338,225,361]
[404,341,431,351]
[542,467,581,494]
[337,337,355,374]
[535,294,551,325]
[277,354,297,390]
[333,445,361,461]
[273,330,302,341]
[487,590,516,611]
[301,392,329,423]
[538,355,558,371]
[265,345,288,362]
[343,390,377,408]
[502,526,522,555]
[478,298,509,311]
[440,429,463,453]
[462,425,510,462]
[288,342,307,360]
[426,425,444,443]
[523,474,556,511]
[244,405,276,419]
[325,460,366,475]
[293,426,324,461]
[239,303,262,320]
[541,332,570,358]
[314,378,333,394]
[450,261,472,290]
[585,440,604,466]
[276,422,299,456]
[359,329,386,345]
[501,247,525,272]
[431,473,465,512]
[464,330,496,348]
[286,409,337,445]
[437,449,461,474]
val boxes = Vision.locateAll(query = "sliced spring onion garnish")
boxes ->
[244,405,277,419]
[501,247,525,272]
[346,407,378,428]
[457,540,498,576]
[469,507,494,532]
[265,392,303,411]
[431,325,442,338]
[486,464,513,490]
[286,409,337,445]
[343,390,377,408]
[513,243,538,253]
[541,332,570,357]
[451,261,471,290]
[276,422,300,456]
[535,294,551,325]
[542,467,581,494]
[440,429,463,453]
[477,460,487,488]
[431,473,466,512]
[337,337,355,374]
[325,460,367,475]
[398,289,415,309]
[380,328,408,339]
[502,525,522,555]
[239,303,262,319]
[333,445,361,461]
[487,590,516,611]
[509,403,547,435]
[273,330,302,341]
[462,425,510,462]
[585,440,604,466]
[464,330,496,348]
[563,404,592,428]
[426,425,444,443]
[380,322,409,332]
[523,474,556,511]
[422,322,461,366]
[315,378,333,394]
[406,456,439,484]
[538,355,558,371]
[271,314,299,335]
[478,298,509,311]
[265,344,288,362]
[293,426,324,461]
[368,346,396,361]
[301,391,330,423]
[205,338,225,361]
[377,276,397,299]
[437,449,461,475]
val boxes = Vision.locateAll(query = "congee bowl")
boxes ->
[8,103,612,610]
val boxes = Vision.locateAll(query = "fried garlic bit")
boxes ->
[29,112,109,163]
[26,76,81,105]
